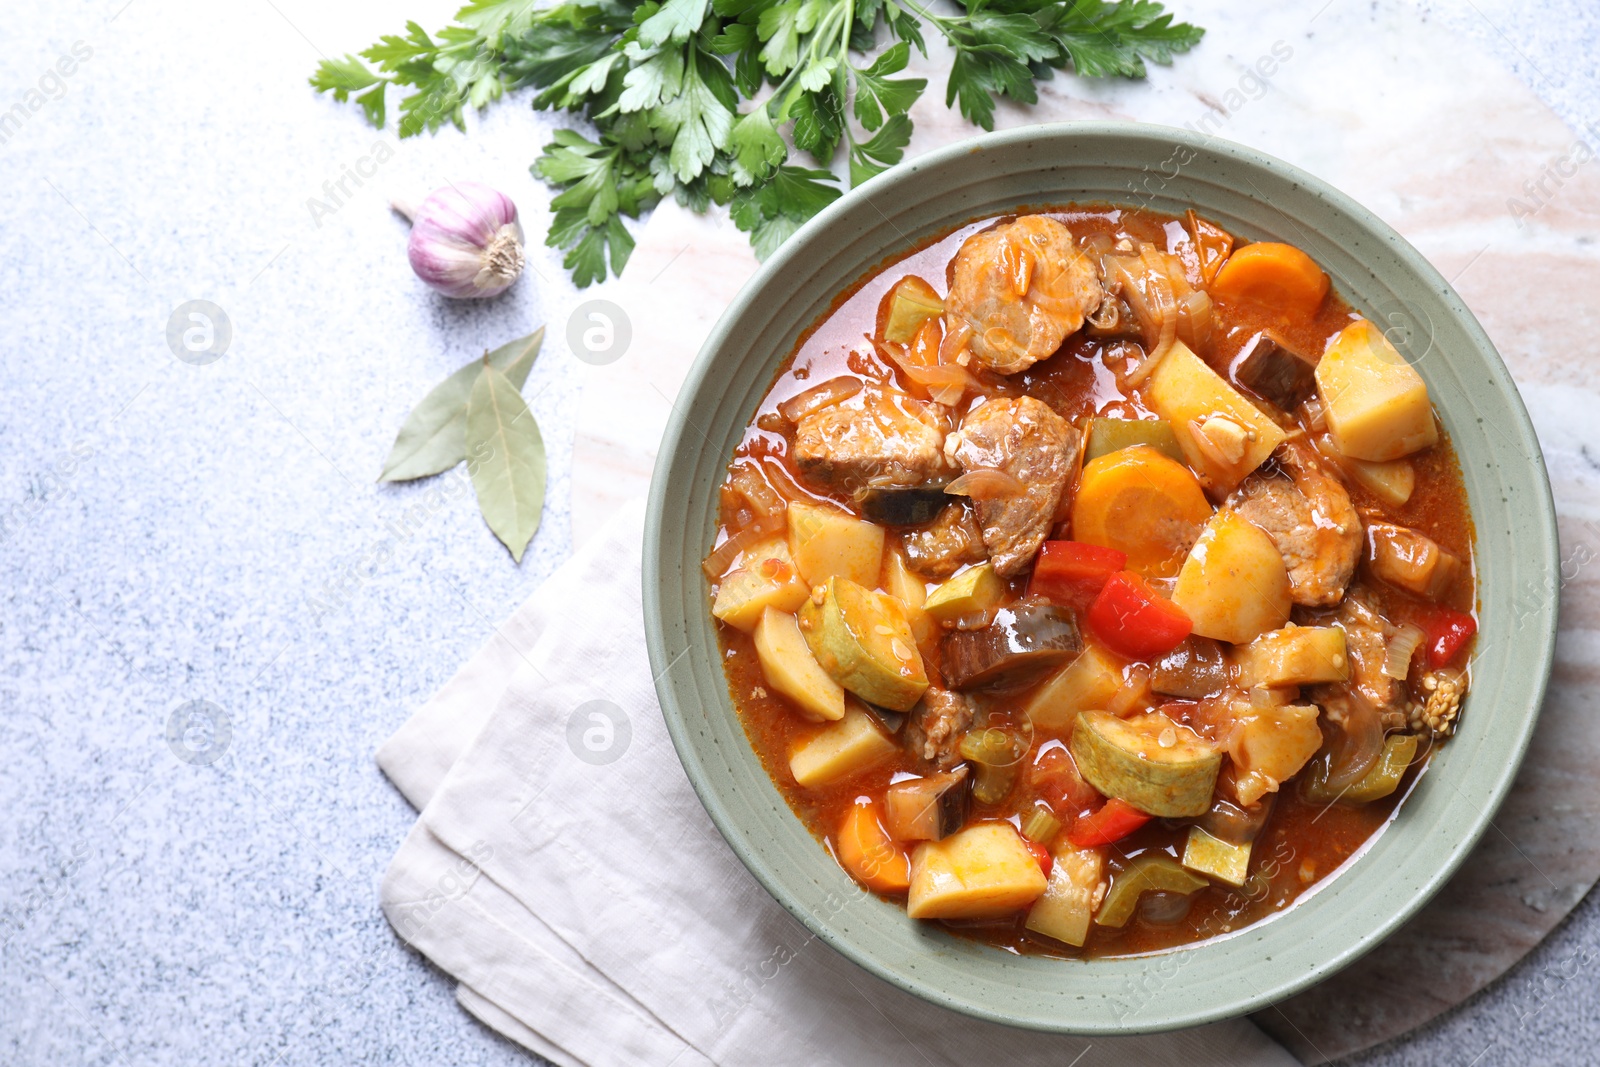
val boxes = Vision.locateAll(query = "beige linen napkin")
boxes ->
[375,498,1297,1066]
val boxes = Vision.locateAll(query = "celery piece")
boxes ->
[1084,417,1185,463]
[1093,855,1208,928]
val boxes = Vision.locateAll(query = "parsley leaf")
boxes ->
[311,0,1203,285]
[849,113,912,185]
[852,43,926,131]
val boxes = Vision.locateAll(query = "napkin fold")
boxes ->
[376,498,1296,1067]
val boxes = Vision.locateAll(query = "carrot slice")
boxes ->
[1209,241,1330,318]
[1069,445,1213,579]
[837,800,912,893]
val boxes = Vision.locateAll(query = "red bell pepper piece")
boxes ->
[1026,839,1054,879]
[1029,541,1128,609]
[1420,607,1477,669]
[1066,797,1152,848]
[1086,570,1193,659]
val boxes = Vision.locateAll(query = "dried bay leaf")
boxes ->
[378,326,544,482]
[466,359,546,562]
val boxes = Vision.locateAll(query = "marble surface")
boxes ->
[0,2,1596,1067]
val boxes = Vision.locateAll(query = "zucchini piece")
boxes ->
[854,485,949,526]
[1182,827,1251,887]
[1024,645,1124,732]
[1084,417,1185,464]
[752,607,846,721]
[882,276,945,344]
[884,765,969,841]
[1025,843,1105,948]
[800,577,929,712]
[1070,710,1222,818]
[787,500,885,588]
[789,706,897,788]
[1302,733,1419,804]
[906,822,1047,920]
[1235,626,1349,687]
[923,563,1007,623]
[1093,855,1208,928]
[941,600,1081,690]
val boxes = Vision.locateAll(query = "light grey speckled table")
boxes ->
[1,2,1596,1065]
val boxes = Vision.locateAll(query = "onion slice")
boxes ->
[776,375,861,423]
[702,518,780,580]
[944,468,1026,500]
[1320,696,1386,792]
[1383,624,1426,681]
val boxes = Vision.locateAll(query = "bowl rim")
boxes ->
[642,120,1559,1034]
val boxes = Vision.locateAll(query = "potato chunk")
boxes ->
[711,537,811,632]
[789,706,897,787]
[1025,844,1106,947]
[1023,645,1124,732]
[907,822,1048,920]
[787,500,885,588]
[1171,511,1293,644]
[754,607,845,722]
[1235,626,1349,687]
[1228,702,1322,805]
[1315,319,1437,462]
[1146,341,1287,492]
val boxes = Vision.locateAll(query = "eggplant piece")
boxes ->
[854,484,950,526]
[1366,522,1461,601]
[1151,635,1232,698]
[941,599,1082,690]
[1231,329,1317,410]
[861,702,908,736]
[1196,794,1275,846]
[884,765,970,841]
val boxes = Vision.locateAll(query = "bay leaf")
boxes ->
[466,359,546,562]
[378,326,545,482]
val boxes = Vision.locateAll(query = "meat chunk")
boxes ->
[945,396,1080,577]
[901,502,986,580]
[1327,585,1400,720]
[1232,439,1361,606]
[945,215,1104,375]
[903,687,974,769]
[792,388,950,493]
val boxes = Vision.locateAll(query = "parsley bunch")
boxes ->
[311,0,1202,286]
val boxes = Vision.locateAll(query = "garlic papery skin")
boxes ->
[394,182,526,300]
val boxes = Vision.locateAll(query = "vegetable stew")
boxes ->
[703,206,1475,957]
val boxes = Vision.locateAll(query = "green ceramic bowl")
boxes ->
[642,123,1558,1033]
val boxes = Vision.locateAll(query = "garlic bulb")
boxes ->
[393,182,526,299]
